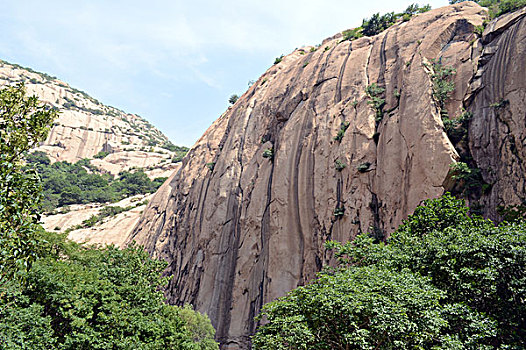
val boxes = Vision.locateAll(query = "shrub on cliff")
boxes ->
[450,0,526,18]
[253,194,525,349]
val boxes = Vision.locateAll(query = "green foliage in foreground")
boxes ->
[0,84,57,282]
[253,194,525,349]
[25,152,166,212]
[0,235,218,350]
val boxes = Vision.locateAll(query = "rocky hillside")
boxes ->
[0,60,184,245]
[0,60,182,174]
[128,2,526,348]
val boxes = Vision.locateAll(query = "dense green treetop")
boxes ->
[1,235,218,349]
[254,194,525,349]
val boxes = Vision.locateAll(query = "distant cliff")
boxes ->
[0,60,184,246]
[128,2,526,348]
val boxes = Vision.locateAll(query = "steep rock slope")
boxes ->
[465,7,526,219]
[0,61,182,245]
[128,3,525,348]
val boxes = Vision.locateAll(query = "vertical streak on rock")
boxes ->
[249,153,274,336]
[467,9,526,219]
[334,42,353,104]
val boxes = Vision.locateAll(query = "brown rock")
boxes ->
[127,3,509,348]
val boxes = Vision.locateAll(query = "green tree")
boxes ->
[254,266,462,350]
[254,194,525,349]
[228,94,239,105]
[1,237,218,349]
[179,304,218,350]
[0,84,57,282]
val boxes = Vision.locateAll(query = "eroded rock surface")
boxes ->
[128,3,525,348]
[465,7,526,219]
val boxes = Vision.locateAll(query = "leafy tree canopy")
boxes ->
[1,234,218,349]
[254,194,525,349]
[0,84,57,282]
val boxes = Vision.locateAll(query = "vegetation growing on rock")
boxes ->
[341,3,432,41]
[450,0,526,18]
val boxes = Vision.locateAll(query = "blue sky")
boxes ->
[0,0,449,146]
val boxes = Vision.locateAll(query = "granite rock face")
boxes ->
[465,7,526,219]
[128,3,525,348]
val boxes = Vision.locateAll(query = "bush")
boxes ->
[428,59,456,116]
[362,12,396,36]
[334,159,346,171]
[357,162,371,173]
[178,305,218,350]
[93,150,110,159]
[365,83,385,121]
[206,162,215,171]
[341,28,363,41]
[449,162,485,195]
[262,148,274,160]
[228,94,239,105]
[333,206,345,218]
[442,110,471,143]
[333,121,350,142]
[273,55,284,65]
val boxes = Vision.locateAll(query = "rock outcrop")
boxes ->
[128,3,526,348]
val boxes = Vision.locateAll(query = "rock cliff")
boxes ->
[127,3,526,348]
